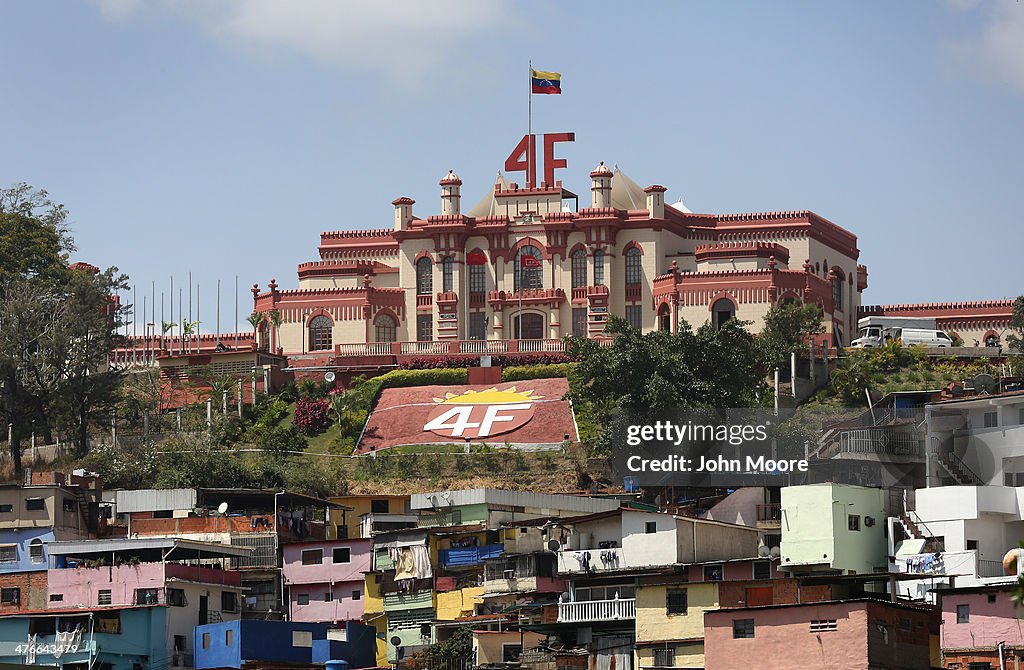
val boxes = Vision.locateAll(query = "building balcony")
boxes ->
[756,503,782,530]
[556,547,626,574]
[438,544,504,569]
[481,575,566,596]
[383,589,434,612]
[557,597,636,623]
[488,288,567,308]
[416,294,433,309]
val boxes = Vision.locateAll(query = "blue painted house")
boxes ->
[0,605,167,670]
[194,620,376,669]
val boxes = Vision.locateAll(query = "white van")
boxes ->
[891,328,953,347]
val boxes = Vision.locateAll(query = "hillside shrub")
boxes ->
[502,363,577,382]
[293,397,330,435]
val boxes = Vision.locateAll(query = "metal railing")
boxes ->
[557,597,636,623]
[756,503,782,522]
[838,429,923,456]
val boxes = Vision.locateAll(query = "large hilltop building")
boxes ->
[250,152,868,358]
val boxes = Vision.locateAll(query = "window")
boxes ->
[469,312,486,341]
[95,611,120,634]
[752,560,772,580]
[0,504,11,513]
[514,246,543,292]
[202,633,211,649]
[29,617,57,636]
[351,590,361,600]
[152,509,173,519]
[416,257,433,295]
[25,498,45,511]
[469,262,486,294]
[625,247,642,285]
[625,305,643,330]
[174,635,187,651]
[984,411,998,428]
[301,549,323,566]
[593,250,605,285]
[221,591,238,613]
[98,590,112,606]
[292,630,313,648]
[572,308,588,337]
[308,315,332,352]
[666,589,687,615]
[832,275,844,310]
[63,498,76,512]
[167,588,186,607]
[571,250,587,288]
[733,619,755,638]
[374,314,397,343]
[134,588,158,605]
[297,594,310,606]
[848,515,861,532]
[653,648,675,667]
[324,592,332,602]
[0,545,16,563]
[988,593,998,603]
[225,629,234,646]
[1,587,20,605]
[502,644,523,662]
[645,521,657,534]
[371,499,390,514]
[711,298,735,330]
[416,314,433,342]
[957,604,970,623]
[29,539,44,563]
[967,663,993,670]
[703,564,724,582]
[898,617,911,631]
[442,256,454,292]
[966,539,979,551]
[49,594,63,602]
[333,547,351,564]
[809,619,837,632]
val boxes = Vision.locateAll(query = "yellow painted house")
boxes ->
[635,581,717,670]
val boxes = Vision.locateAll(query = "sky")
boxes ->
[2,1,1022,335]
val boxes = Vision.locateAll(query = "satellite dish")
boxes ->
[324,371,336,383]
[390,636,401,647]
[973,374,996,395]
[769,547,781,559]
[217,502,228,515]
[547,539,561,552]
[758,545,771,557]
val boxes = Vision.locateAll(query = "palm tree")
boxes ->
[246,312,264,350]
[267,310,283,354]
[161,321,176,355]
[181,320,199,353]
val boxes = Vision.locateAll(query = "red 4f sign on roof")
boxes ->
[504,133,575,187]
[424,387,541,439]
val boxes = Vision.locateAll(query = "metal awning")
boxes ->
[48,537,252,560]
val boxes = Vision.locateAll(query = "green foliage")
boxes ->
[757,301,825,371]
[502,362,576,382]
[79,443,159,490]
[1008,296,1024,353]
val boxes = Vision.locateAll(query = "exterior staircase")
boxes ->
[934,450,981,485]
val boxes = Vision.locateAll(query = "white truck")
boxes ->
[850,316,941,348]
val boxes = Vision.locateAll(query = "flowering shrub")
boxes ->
[293,397,330,435]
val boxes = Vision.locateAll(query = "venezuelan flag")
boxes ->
[531,68,561,95]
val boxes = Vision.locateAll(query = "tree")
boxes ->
[246,312,264,346]
[1006,296,1024,352]
[267,310,282,352]
[757,301,825,372]
[181,320,199,354]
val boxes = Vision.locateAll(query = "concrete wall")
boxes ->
[288,578,365,623]
[435,586,483,621]
[0,570,47,612]
[0,527,54,573]
[473,630,545,665]
[780,484,886,574]
[676,518,761,564]
[195,620,329,669]
[941,589,1024,650]
[0,487,86,535]
[282,539,372,585]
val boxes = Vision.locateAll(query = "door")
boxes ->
[514,313,544,340]
[198,594,209,626]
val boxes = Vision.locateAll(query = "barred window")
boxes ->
[417,315,433,342]
[593,250,605,285]
[416,257,433,295]
[625,305,643,330]
[374,314,397,343]
[470,312,487,341]
[571,250,587,288]
[469,263,486,293]
[666,589,687,615]
[514,246,543,292]
[625,247,642,285]
[308,315,332,352]
[653,648,675,667]
[442,256,454,292]
[733,619,755,638]
[572,308,588,338]
[833,273,844,310]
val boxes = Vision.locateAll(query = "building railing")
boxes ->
[838,429,923,456]
[979,558,1006,578]
[416,294,432,307]
[557,597,636,623]
[336,342,393,356]
[333,339,569,359]
[756,503,782,522]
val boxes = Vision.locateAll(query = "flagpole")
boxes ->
[528,59,532,188]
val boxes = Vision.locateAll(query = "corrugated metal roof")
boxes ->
[409,489,620,514]
[115,488,197,513]
[48,537,252,559]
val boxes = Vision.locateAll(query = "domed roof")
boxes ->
[440,170,462,186]
[590,161,613,178]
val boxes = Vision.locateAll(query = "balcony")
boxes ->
[358,512,419,538]
[756,503,782,529]
[557,597,636,623]
[439,544,504,568]
[416,294,433,308]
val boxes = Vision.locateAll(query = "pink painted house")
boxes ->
[939,584,1024,668]
[282,538,372,623]
[704,598,939,670]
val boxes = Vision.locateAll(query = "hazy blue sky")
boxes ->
[2,1,1022,334]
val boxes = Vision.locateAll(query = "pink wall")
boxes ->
[282,539,372,586]
[705,603,869,670]
[48,563,240,607]
[288,579,366,623]
[941,591,1024,649]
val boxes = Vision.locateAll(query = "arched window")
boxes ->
[625,247,642,285]
[593,250,605,285]
[712,298,735,331]
[571,250,587,289]
[308,315,333,351]
[832,271,844,311]
[442,256,454,293]
[514,245,543,292]
[658,303,671,332]
[416,257,433,295]
[469,263,486,294]
[29,539,43,564]
[374,314,397,343]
